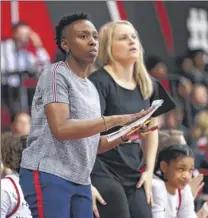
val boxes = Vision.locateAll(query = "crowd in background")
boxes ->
[145,50,208,170]
[1,20,208,215]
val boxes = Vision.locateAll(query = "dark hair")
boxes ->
[55,12,90,54]
[154,144,194,180]
[175,55,190,68]
[145,55,164,71]
[1,132,28,172]
[12,21,28,32]
[188,49,205,59]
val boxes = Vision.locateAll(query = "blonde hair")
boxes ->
[194,110,208,128]
[98,20,153,99]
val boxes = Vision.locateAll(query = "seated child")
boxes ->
[1,132,32,218]
[152,144,208,218]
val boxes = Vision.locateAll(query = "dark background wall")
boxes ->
[2,1,208,71]
[45,1,208,71]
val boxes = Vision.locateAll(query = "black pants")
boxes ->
[91,175,152,218]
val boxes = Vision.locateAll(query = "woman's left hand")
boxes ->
[136,170,154,206]
[122,123,148,142]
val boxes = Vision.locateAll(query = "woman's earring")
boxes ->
[65,48,71,57]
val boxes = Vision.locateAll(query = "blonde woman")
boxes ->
[89,20,176,218]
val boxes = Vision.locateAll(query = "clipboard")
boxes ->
[106,99,164,142]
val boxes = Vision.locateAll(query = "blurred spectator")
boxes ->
[177,77,193,99]
[178,55,194,73]
[183,85,208,129]
[159,106,193,144]
[175,55,194,75]
[175,50,208,88]
[1,133,32,217]
[158,129,186,149]
[1,21,50,87]
[191,85,208,108]
[1,22,51,121]
[145,55,170,92]
[175,77,192,108]
[162,107,184,130]
[189,49,207,75]
[191,110,208,168]
[146,56,168,79]
[173,77,193,129]
[11,113,31,136]
[186,49,208,86]
[194,110,208,131]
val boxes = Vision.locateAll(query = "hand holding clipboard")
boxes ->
[106,100,163,142]
[122,119,159,143]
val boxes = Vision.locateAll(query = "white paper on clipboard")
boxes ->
[106,99,164,142]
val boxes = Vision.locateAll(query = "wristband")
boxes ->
[101,116,108,131]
